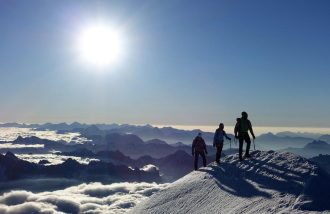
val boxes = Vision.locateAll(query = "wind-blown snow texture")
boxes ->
[131,151,330,214]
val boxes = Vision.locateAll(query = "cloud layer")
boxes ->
[16,153,99,165]
[0,127,89,144]
[0,182,168,214]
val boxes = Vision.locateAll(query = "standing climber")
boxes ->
[213,123,231,164]
[192,132,208,170]
[234,112,256,161]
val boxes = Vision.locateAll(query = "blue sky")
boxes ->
[0,0,329,127]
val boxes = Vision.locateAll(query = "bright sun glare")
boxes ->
[78,24,123,67]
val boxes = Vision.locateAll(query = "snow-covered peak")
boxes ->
[131,150,330,213]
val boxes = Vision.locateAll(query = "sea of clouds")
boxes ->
[0,127,168,213]
[0,182,168,214]
[0,127,91,150]
[16,153,100,165]
[0,127,90,144]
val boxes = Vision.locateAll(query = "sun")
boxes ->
[78,24,123,67]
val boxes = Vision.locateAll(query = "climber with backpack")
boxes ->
[234,112,256,161]
[213,123,231,164]
[192,132,208,170]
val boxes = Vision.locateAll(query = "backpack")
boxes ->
[194,137,205,152]
[240,119,250,132]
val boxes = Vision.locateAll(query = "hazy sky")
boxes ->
[0,0,329,127]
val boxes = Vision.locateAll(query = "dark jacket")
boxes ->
[234,119,255,138]
[213,129,231,147]
[192,136,207,154]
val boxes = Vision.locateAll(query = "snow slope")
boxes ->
[130,150,330,214]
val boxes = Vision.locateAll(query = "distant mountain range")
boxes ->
[71,124,219,144]
[282,140,330,158]
[0,147,226,183]
[60,147,237,182]
[1,133,219,159]
[0,122,232,144]
[59,148,197,182]
[305,140,330,150]
[0,151,160,183]
[256,132,313,150]
[0,136,82,154]
[3,122,330,146]
[275,131,323,139]
[275,131,330,144]
[319,134,330,143]
[2,122,330,176]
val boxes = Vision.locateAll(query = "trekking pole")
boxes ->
[230,140,232,152]
[253,138,256,150]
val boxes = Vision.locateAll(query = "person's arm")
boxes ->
[203,139,208,154]
[248,120,256,139]
[234,124,238,138]
[224,131,231,141]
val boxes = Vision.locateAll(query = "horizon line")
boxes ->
[1,122,330,135]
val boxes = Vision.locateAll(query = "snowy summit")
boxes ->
[131,151,330,214]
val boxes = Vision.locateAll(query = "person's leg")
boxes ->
[245,135,251,157]
[201,152,206,167]
[194,152,199,170]
[216,144,220,163]
[217,143,223,163]
[239,137,244,161]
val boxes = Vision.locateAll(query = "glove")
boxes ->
[253,135,256,139]
[229,138,232,141]
[205,151,208,155]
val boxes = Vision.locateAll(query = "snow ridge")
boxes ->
[131,150,330,214]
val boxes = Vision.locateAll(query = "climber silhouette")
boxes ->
[192,132,208,170]
[234,111,256,161]
[213,123,231,164]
